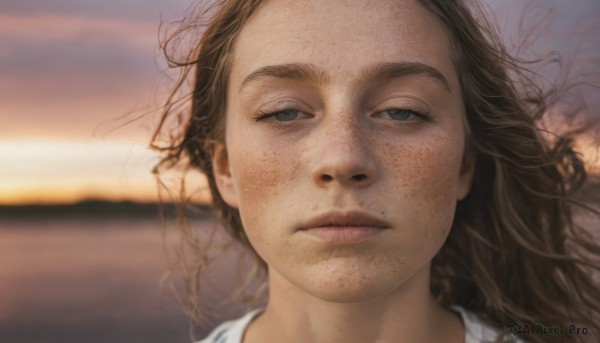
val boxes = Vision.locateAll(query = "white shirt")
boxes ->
[198,306,523,343]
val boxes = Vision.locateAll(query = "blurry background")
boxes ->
[0,0,599,342]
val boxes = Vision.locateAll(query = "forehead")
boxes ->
[230,0,458,89]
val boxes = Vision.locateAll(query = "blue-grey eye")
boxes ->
[274,109,300,121]
[385,108,414,121]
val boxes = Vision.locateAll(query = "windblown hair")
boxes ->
[151,0,600,341]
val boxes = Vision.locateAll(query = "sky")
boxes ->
[0,0,196,204]
[1,0,599,204]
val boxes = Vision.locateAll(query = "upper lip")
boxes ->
[299,210,391,230]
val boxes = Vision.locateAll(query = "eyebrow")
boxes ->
[239,62,451,92]
[359,62,451,92]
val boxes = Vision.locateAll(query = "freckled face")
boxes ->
[213,0,474,302]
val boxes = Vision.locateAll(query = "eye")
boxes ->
[380,108,418,121]
[273,109,300,121]
[254,108,307,124]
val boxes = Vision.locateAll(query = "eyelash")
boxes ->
[254,109,294,120]
[377,108,433,123]
[253,108,307,128]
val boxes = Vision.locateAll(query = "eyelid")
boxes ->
[252,98,314,125]
[255,98,313,114]
[368,94,432,115]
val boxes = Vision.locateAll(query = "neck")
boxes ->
[244,264,463,343]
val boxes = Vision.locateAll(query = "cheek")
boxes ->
[392,127,462,197]
[227,135,301,235]
[406,143,460,202]
[381,130,463,245]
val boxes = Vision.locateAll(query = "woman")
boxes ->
[152,0,600,342]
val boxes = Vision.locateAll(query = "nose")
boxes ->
[311,114,378,188]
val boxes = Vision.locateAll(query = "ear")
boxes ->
[457,149,476,201]
[211,143,239,208]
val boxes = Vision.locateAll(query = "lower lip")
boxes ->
[300,226,386,244]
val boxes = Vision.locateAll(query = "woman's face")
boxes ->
[213,0,474,302]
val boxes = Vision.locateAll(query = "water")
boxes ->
[0,216,250,343]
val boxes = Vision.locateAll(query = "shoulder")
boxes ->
[197,308,263,343]
[451,305,525,343]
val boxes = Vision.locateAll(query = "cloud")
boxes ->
[0,13,160,76]
[484,0,600,58]
[0,12,171,140]
[0,0,195,22]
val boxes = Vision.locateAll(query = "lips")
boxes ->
[297,211,390,244]
[299,210,391,230]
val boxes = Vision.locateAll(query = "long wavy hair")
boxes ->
[151,0,600,341]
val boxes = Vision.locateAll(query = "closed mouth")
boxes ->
[299,210,390,231]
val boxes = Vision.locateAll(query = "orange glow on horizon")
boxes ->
[0,139,210,205]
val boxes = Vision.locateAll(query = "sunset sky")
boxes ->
[1,0,599,205]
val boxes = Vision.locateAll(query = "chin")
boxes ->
[299,259,413,304]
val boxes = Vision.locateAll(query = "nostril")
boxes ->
[352,174,368,182]
[321,174,334,182]
[320,173,369,183]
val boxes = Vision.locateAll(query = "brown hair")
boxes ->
[151,0,600,341]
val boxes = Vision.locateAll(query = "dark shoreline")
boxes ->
[0,200,213,220]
